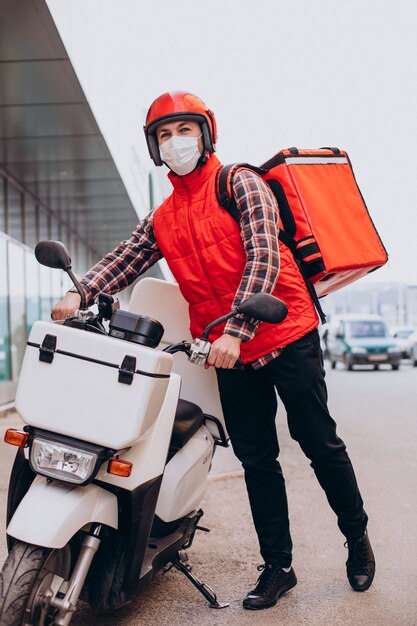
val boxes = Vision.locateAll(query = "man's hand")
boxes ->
[51,292,81,321]
[205,335,242,369]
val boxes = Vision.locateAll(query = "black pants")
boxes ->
[215,329,368,568]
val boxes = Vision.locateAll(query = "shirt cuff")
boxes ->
[224,317,258,342]
[68,282,95,307]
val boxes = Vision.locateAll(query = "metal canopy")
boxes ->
[0,0,139,257]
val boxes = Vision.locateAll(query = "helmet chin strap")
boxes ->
[198,150,209,169]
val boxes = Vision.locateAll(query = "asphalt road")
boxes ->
[1,360,417,625]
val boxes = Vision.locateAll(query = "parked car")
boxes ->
[408,330,417,366]
[0,336,9,381]
[327,314,402,370]
[391,326,417,358]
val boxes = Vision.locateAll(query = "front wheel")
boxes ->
[0,541,71,626]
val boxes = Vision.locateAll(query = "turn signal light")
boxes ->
[4,429,29,448]
[108,458,133,477]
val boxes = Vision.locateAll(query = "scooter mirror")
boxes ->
[35,240,72,270]
[237,293,288,324]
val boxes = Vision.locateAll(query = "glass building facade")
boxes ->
[0,169,97,383]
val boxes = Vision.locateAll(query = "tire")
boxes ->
[374,364,379,370]
[330,360,336,370]
[0,541,71,626]
[344,355,353,371]
[392,364,400,371]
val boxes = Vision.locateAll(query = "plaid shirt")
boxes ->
[79,169,282,369]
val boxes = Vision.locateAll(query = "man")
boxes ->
[53,91,375,610]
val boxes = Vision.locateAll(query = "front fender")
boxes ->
[7,475,118,549]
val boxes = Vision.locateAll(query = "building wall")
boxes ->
[46,0,165,218]
[45,1,174,280]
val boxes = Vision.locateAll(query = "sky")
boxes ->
[47,0,417,285]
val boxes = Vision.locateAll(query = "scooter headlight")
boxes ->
[30,437,98,484]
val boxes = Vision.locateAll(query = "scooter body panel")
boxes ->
[129,278,227,436]
[7,475,118,549]
[156,425,214,522]
[95,373,181,489]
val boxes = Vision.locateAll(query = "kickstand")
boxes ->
[172,552,229,609]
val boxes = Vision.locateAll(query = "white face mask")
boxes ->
[159,134,202,176]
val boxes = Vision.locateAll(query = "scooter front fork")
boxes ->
[49,524,102,626]
[172,551,229,609]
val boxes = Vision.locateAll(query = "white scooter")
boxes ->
[0,240,287,626]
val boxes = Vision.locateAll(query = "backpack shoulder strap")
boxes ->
[215,163,266,222]
[215,163,240,217]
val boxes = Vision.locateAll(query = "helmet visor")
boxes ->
[145,112,207,137]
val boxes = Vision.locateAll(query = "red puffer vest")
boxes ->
[153,154,318,363]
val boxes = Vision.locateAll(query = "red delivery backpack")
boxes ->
[216,147,388,313]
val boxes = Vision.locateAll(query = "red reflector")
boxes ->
[108,459,132,478]
[4,429,29,447]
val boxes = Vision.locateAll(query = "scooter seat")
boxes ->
[170,399,205,452]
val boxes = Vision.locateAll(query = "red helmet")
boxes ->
[144,91,217,166]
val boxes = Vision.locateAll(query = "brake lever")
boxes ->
[163,341,192,356]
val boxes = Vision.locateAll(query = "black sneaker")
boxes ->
[346,530,375,591]
[242,563,297,610]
